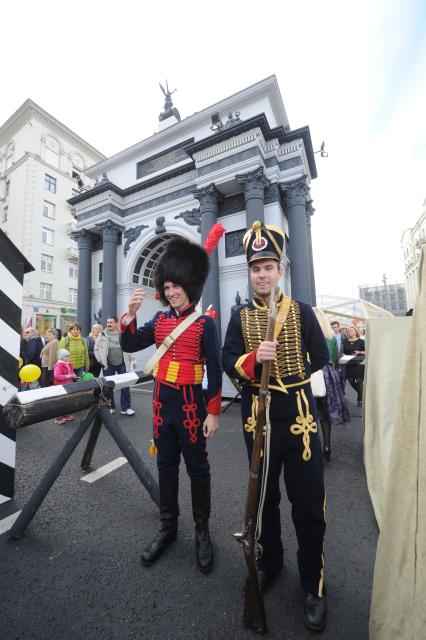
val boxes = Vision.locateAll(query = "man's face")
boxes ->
[163,282,189,311]
[107,318,118,332]
[331,323,340,335]
[249,260,282,297]
[25,328,34,339]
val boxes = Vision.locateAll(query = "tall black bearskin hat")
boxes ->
[154,225,225,306]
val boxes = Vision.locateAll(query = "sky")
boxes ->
[2,0,425,298]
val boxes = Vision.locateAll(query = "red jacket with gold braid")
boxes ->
[119,303,222,415]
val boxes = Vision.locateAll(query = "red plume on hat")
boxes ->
[203,223,225,255]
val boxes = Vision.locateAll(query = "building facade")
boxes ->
[69,77,319,369]
[0,100,105,335]
[401,200,426,309]
[359,279,407,316]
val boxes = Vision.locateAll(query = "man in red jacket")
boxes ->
[120,237,222,574]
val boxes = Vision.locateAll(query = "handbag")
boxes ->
[311,369,326,397]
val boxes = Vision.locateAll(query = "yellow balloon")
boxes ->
[18,357,23,369]
[19,364,42,383]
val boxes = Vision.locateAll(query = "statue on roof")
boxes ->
[159,81,181,122]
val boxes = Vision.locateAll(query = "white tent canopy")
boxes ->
[316,294,394,321]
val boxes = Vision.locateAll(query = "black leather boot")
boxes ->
[302,592,327,632]
[141,474,179,567]
[191,476,213,573]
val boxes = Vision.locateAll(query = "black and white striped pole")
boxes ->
[0,230,34,504]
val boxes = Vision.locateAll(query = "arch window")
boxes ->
[72,153,84,171]
[132,234,176,287]
[45,136,60,168]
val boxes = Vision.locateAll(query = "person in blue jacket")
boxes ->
[120,237,222,574]
[222,221,329,633]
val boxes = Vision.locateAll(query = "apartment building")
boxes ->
[0,100,104,334]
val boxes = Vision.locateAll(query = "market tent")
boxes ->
[316,294,394,321]
[369,244,426,638]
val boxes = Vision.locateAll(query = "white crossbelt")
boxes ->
[143,311,202,374]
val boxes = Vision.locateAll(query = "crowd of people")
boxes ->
[19,317,136,421]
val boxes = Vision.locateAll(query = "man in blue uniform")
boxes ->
[222,221,329,632]
[120,236,222,574]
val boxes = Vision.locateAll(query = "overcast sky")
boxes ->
[3,0,425,298]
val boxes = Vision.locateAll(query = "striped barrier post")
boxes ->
[0,230,34,504]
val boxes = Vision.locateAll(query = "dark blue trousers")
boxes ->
[104,362,131,411]
[153,382,210,480]
[241,385,326,597]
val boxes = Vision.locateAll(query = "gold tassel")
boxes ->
[149,440,158,456]
[252,220,262,244]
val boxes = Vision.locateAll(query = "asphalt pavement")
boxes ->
[0,386,377,640]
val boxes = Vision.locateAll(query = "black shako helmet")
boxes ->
[243,220,285,265]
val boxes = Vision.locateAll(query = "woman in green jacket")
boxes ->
[58,322,89,378]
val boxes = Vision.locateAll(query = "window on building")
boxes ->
[43,200,55,219]
[1,206,8,223]
[5,180,10,196]
[69,288,78,304]
[44,136,60,168]
[41,254,53,273]
[99,262,103,282]
[44,174,56,193]
[72,170,83,189]
[40,282,52,300]
[42,227,55,245]
[72,154,84,171]
[69,263,78,278]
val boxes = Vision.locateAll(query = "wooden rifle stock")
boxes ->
[234,288,277,635]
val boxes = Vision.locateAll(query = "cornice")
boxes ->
[68,165,196,206]
[0,99,105,161]
[185,114,317,179]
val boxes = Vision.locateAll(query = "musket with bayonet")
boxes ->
[234,286,277,635]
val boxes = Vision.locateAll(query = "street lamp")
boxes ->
[314,141,328,158]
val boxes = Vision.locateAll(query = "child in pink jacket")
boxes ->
[53,349,77,424]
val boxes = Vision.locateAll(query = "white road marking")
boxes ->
[0,433,16,467]
[0,510,21,535]
[81,457,127,483]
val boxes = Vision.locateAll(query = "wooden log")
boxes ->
[2,372,153,430]
[3,390,98,429]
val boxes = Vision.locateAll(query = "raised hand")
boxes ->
[128,288,146,317]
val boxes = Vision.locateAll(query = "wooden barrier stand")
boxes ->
[2,371,159,539]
